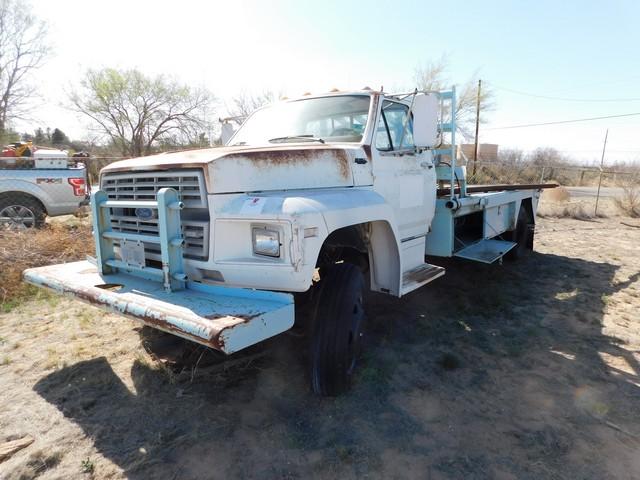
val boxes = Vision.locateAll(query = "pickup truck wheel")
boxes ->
[310,263,365,396]
[506,206,533,261]
[0,194,45,229]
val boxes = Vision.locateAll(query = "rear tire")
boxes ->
[506,205,533,260]
[0,193,46,229]
[309,263,365,396]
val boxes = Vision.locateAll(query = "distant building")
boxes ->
[459,143,499,162]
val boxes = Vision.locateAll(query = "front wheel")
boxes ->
[309,263,366,396]
[0,194,45,229]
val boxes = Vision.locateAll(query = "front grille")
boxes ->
[102,170,207,208]
[101,170,210,260]
[109,214,209,260]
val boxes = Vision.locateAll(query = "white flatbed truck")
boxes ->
[24,88,555,395]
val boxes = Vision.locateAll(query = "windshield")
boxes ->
[230,95,371,146]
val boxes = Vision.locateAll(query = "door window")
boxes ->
[375,100,415,151]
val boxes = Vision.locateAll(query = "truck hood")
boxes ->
[101,144,371,193]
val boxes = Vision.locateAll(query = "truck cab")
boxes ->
[97,91,444,296]
[24,89,551,395]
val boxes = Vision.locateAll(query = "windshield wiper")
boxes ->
[268,135,325,144]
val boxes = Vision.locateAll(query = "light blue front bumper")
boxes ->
[23,260,295,354]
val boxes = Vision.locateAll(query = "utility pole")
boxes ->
[472,79,482,176]
[594,128,608,216]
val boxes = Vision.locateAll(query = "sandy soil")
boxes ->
[1,213,639,479]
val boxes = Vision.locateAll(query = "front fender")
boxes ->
[214,188,402,295]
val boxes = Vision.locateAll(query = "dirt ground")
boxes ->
[1,207,639,479]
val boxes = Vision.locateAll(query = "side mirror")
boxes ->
[220,123,236,145]
[412,93,439,148]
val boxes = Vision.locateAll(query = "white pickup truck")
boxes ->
[0,150,89,227]
[24,88,554,395]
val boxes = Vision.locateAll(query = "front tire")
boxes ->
[309,263,365,396]
[0,194,46,229]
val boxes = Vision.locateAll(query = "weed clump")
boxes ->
[0,221,94,311]
[614,186,640,218]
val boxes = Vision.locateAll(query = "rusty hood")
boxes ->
[101,144,368,194]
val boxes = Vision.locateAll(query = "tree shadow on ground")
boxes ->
[33,252,640,479]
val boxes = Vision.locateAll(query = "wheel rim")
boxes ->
[0,205,37,229]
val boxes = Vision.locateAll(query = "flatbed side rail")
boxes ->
[437,183,558,197]
[91,187,186,292]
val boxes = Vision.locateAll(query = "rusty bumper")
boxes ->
[23,260,294,354]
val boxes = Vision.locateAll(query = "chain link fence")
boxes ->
[458,157,640,188]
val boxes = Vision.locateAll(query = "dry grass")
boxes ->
[537,202,608,220]
[614,186,640,218]
[537,186,614,220]
[542,185,569,202]
[0,221,94,311]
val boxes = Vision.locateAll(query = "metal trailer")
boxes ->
[23,88,554,394]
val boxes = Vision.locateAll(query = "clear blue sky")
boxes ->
[28,0,640,163]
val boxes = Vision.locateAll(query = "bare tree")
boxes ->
[0,0,49,135]
[498,148,526,166]
[527,147,568,167]
[227,90,279,125]
[70,68,214,157]
[414,57,494,139]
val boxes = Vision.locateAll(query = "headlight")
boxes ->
[252,227,280,257]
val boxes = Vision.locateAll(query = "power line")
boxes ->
[552,75,640,92]
[486,112,640,130]
[487,81,640,102]
[556,148,640,152]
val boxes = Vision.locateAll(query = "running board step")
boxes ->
[401,263,445,295]
[454,239,516,264]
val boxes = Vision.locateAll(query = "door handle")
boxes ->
[420,162,433,169]
[355,158,367,165]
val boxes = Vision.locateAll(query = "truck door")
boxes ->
[371,99,435,242]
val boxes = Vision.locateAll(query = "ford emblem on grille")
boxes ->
[135,207,156,221]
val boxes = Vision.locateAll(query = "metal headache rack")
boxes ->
[387,88,467,200]
[431,88,469,200]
